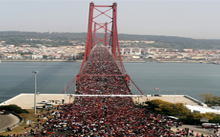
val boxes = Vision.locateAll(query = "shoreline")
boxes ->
[156,60,215,64]
[0,59,219,65]
[0,59,147,63]
[0,59,217,64]
[157,61,201,63]
[1,59,79,62]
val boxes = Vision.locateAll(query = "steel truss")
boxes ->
[63,2,144,95]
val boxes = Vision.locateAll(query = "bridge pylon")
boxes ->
[63,2,144,95]
[79,2,126,75]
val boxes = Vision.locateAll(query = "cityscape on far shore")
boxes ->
[0,32,220,64]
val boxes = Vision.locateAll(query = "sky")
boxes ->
[0,0,220,39]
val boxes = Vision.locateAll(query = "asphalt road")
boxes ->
[173,124,217,136]
[0,112,20,130]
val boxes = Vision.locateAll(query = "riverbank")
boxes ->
[0,59,146,63]
[1,59,78,62]
[1,59,217,64]
[157,60,200,63]
[156,60,218,64]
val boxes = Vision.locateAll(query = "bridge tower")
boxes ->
[79,2,126,75]
[63,2,143,95]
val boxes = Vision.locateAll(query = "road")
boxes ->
[172,124,217,136]
[0,112,20,130]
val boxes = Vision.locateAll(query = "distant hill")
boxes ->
[118,34,220,50]
[0,31,220,49]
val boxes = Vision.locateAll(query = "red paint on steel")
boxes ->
[93,22,96,48]
[105,22,108,47]
[112,2,117,58]
[62,76,78,94]
[64,2,143,96]
[130,78,144,95]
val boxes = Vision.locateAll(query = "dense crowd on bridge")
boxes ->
[83,46,122,75]
[6,46,212,137]
[76,46,131,95]
[37,97,185,136]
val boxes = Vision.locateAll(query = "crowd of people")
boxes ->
[76,46,131,95]
[6,46,215,136]
[37,46,213,136]
[40,46,176,136]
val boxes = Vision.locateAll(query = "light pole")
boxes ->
[64,82,66,104]
[32,71,38,114]
[167,90,176,108]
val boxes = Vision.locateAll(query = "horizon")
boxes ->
[1,0,220,39]
[0,30,219,40]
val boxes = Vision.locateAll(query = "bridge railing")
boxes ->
[67,94,146,97]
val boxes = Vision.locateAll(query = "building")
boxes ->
[186,105,220,115]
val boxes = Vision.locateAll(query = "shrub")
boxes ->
[0,104,29,114]
[145,99,190,116]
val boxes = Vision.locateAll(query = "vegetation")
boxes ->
[1,31,220,49]
[0,104,29,114]
[0,109,47,136]
[118,34,220,49]
[187,113,220,124]
[146,99,220,124]
[145,99,190,116]
[199,93,220,106]
[0,31,86,47]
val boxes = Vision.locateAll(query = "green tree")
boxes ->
[174,103,190,115]
[187,113,202,121]
[146,99,190,116]
[211,115,220,123]
[199,93,214,104]
[201,113,216,121]
[0,104,28,114]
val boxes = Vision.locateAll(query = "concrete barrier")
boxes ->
[184,95,207,107]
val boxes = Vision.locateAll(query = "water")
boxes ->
[0,61,220,103]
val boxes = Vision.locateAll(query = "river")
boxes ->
[0,61,220,103]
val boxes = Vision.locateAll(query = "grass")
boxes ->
[0,109,48,136]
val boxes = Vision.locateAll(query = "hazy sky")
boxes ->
[0,0,220,39]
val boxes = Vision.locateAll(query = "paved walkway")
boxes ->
[0,94,202,109]
[132,95,201,106]
[0,112,20,132]
[0,94,73,109]
[171,124,216,136]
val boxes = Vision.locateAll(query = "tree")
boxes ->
[187,113,219,124]
[0,104,28,114]
[199,93,214,104]
[201,113,216,121]
[213,96,220,105]
[187,113,202,124]
[146,99,190,116]
[158,102,175,115]
[211,115,220,123]
[174,103,190,115]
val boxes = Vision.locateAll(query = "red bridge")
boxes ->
[55,2,175,136]
[63,2,143,95]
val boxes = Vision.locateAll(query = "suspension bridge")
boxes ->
[63,2,143,96]
[0,3,205,136]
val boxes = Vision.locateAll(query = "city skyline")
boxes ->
[0,0,220,39]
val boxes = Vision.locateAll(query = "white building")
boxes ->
[185,105,220,115]
[32,54,43,59]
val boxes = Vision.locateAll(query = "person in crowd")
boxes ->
[24,46,206,137]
